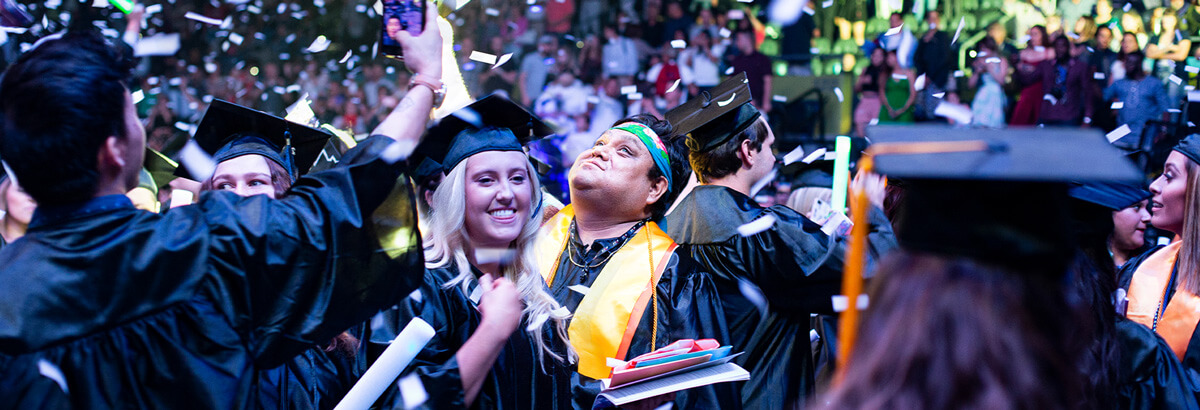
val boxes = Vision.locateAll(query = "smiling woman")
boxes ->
[367,95,575,409]
[1119,134,1200,376]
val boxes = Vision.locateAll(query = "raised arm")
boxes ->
[372,2,443,154]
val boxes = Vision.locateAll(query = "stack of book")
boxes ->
[594,339,749,408]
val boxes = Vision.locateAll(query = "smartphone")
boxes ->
[380,0,425,59]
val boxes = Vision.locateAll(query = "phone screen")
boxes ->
[380,0,424,58]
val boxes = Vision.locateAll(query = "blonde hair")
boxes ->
[786,187,833,220]
[424,156,576,365]
[1178,160,1200,294]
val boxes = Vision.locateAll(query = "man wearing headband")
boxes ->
[663,74,897,409]
[535,114,740,408]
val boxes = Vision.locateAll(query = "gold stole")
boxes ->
[536,205,677,379]
[1127,242,1200,360]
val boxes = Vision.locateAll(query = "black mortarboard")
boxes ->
[144,148,178,191]
[411,94,555,175]
[780,158,835,188]
[868,125,1140,276]
[1173,134,1200,166]
[1068,182,1151,211]
[174,100,332,181]
[664,72,762,153]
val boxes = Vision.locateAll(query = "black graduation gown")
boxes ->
[1113,317,1200,408]
[0,135,424,409]
[664,185,898,410]
[1118,246,1200,394]
[545,223,740,410]
[255,346,359,409]
[368,264,574,409]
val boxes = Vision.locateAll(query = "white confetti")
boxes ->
[229,32,244,45]
[1190,91,1200,102]
[620,85,638,95]
[1169,108,1183,113]
[1170,75,1184,85]
[131,90,144,104]
[305,35,331,53]
[913,74,926,91]
[1106,124,1131,143]
[767,0,804,25]
[717,93,737,107]
[398,374,428,410]
[493,53,514,69]
[38,359,68,394]
[1123,2,1131,11]
[810,329,820,343]
[373,0,383,15]
[773,94,788,103]
[339,50,352,63]
[782,145,806,165]
[801,148,827,164]
[933,101,973,124]
[551,306,570,317]
[884,25,902,36]
[748,168,777,198]
[737,215,777,236]
[1111,101,1124,109]
[485,7,500,16]
[670,39,687,49]
[408,289,422,303]
[985,57,1001,64]
[822,0,833,7]
[1043,94,1058,105]
[951,16,965,44]
[725,66,736,75]
[666,79,682,94]
[834,87,844,102]
[728,9,745,20]
[627,92,644,100]
[831,294,869,312]
[1188,66,1200,74]
[932,92,945,98]
[737,278,769,317]
[953,70,964,78]
[468,284,483,304]
[569,284,589,296]
[184,12,224,26]
[526,312,550,332]
[144,4,162,14]
[719,28,732,38]
[179,139,215,181]
[468,51,498,65]
[1094,72,1106,80]
[133,33,181,57]
[606,357,627,368]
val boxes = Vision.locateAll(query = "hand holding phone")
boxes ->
[380,0,426,59]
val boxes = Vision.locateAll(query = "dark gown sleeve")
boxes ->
[660,254,743,410]
[1114,318,1200,408]
[370,268,473,410]
[730,205,895,315]
[193,134,425,368]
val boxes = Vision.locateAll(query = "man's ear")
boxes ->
[738,139,756,169]
[644,175,668,207]
[97,135,129,173]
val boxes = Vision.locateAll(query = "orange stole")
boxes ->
[1127,242,1200,360]
[536,205,677,379]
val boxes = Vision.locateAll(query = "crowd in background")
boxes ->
[7,0,1200,197]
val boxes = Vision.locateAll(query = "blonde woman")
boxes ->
[372,96,575,409]
[0,172,35,249]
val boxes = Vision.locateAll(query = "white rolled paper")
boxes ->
[334,318,436,410]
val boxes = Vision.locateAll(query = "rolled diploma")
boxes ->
[334,318,436,410]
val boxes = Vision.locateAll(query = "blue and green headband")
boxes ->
[612,123,672,193]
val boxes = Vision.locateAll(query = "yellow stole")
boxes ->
[1127,242,1200,360]
[536,205,677,379]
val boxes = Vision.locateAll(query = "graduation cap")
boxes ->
[1068,182,1151,211]
[866,125,1140,275]
[410,94,555,176]
[780,158,834,188]
[144,148,178,191]
[174,99,332,181]
[664,72,761,153]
